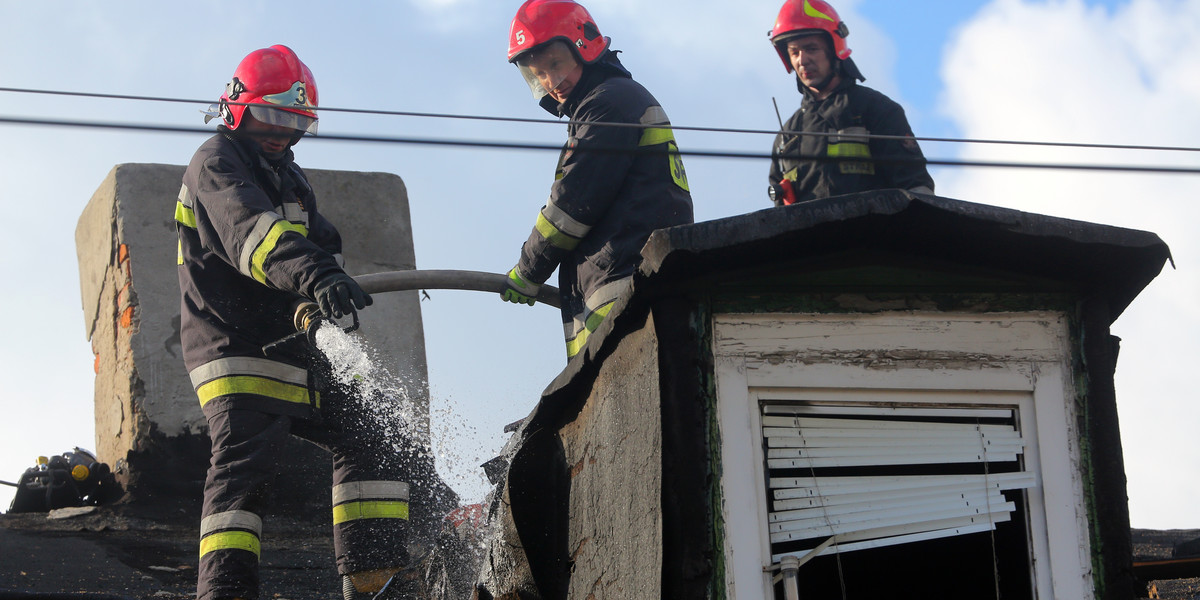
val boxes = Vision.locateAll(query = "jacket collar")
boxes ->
[539,50,633,118]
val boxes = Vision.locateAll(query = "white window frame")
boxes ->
[713,312,1093,600]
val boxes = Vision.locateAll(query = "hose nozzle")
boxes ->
[293,301,322,334]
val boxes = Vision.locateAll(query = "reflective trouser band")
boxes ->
[195,375,316,408]
[565,301,615,358]
[535,212,581,251]
[199,510,262,558]
[332,501,410,525]
[199,530,261,558]
[827,142,871,158]
[332,480,411,505]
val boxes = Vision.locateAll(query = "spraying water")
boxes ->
[310,321,490,597]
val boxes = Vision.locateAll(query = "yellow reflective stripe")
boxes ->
[639,127,675,147]
[249,221,309,284]
[177,240,184,265]
[535,212,581,250]
[332,501,410,525]
[804,0,836,22]
[584,302,614,333]
[175,201,197,229]
[196,375,316,408]
[199,530,260,558]
[827,142,871,158]
[668,142,690,192]
[566,302,614,357]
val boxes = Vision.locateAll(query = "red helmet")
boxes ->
[507,0,610,65]
[215,44,318,134]
[768,0,852,73]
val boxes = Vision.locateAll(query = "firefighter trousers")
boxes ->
[197,401,412,600]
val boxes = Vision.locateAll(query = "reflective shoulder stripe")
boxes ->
[189,357,308,389]
[178,183,193,207]
[639,127,676,147]
[535,211,582,251]
[199,530,261,558]
[332,500,410,525]
[542,201,591,239]
[640,106,670,126]
[333,253,345,268]
[196,376,314,408]
[639,105,676,147]
[332,481,411,505]
[200,510,262,537]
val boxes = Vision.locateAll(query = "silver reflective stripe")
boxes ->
[332,481,411,505]
[908,185,934,195]
[640,105,670,126]
[281,202,310,227]
[333,253,345,268]
[584,277,632,313]
[564,318,583,338]
[830,127,870,144]
[189,357,309,389]
[542,200,591,239]
[201,510,262,536]
[178,183,193,208]
[238,212,284,278]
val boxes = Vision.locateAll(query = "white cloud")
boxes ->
[939,0,1200,528]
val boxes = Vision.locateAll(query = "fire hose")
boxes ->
[264,270,560,354]
[354,269,561,309]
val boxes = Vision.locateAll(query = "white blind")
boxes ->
[763,403,1036,563]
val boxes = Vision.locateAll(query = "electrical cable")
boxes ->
[2,115,1199,176]
[3,85,1200,154]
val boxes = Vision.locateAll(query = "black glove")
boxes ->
[312,273,373,319]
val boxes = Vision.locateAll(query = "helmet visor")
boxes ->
[248,104,318,135]
[514,41,578,99]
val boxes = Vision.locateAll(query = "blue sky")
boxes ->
[1,0,1198,530]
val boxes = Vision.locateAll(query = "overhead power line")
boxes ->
[2,114,1199,176]
[3,85,1199,155]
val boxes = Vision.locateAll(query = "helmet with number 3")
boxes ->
[211,44,319,135]
[508,0,610,97]
[768,0,852,73]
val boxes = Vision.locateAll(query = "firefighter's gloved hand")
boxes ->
[501,267,540,307]
[313,273,373,319]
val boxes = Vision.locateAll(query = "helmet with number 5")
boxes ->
[768,0,852,73]
[211,44,319,135]
[508,0,610,97]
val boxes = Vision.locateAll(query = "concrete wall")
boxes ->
[75,163,427,507]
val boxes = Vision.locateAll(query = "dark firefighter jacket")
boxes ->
[769,75,934,206]
[176,129,345,418]
[516,53,694,356]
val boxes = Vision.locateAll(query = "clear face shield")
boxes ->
[515,40,580,100]
[247,105,318,135]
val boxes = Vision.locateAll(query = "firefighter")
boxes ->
[176,45,412,600]
[767,0,935,206]
[500,0,695,358]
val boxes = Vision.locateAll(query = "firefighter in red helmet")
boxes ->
[500,0,694,359]
[178,45,416,600]
[767,0,934,206]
